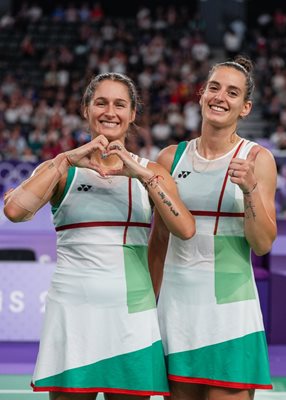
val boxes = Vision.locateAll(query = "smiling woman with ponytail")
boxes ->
[149,55,277,400]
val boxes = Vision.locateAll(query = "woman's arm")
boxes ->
[142,160,195,239]
[229,146,277,255]
[148,209,170,298]
[243,148,277,255]
[145,144,195,239]
[4,153,69,222]
[4,135,110,223]
[148,144,191,296]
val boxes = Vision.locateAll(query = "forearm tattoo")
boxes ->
[158,190,179,216]
[244,199,256,220]
[141,174,180,216]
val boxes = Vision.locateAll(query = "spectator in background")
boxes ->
[230,18,247,44]
[6,125,27,159]
[65,2,78,22]
[26,3,43,22]
[136,6,152,31]
[183,98,201,133]
[0,121,9,160]
[40,128,62,160]
[270,124,286,150]
[279,105,286,127]
[273,8,286,32]
[28,126,46,158]
[223,26,242,59]
[18,96,34,126]
[32,100,51,129]
[78,2,91,22]
[21,146,38,162]
[151,114,172,149]
[0,12,15,29]
[20,35,36,59]
[275,163,286,216]
[191,33,210,67]
[1,74,18,97]
[51,4,65,21]
[167,103,185,128]
[90,1,104,22]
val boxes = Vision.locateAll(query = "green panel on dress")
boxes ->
[123,244,156,313]
[34,340,169,393]
[167,331,271,386]
[214,235,256,304]
[52,166,76,214]
[171,141,187,174]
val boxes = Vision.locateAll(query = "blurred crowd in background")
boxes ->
[1,2,286,214]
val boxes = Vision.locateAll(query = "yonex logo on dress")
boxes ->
[178,171,191,178]
[77,184,92,192]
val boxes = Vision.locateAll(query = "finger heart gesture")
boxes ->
[65,135,110,175]
[65,136,146,179]
[102,141,140,177]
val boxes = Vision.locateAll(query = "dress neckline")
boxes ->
[193,138,244,162]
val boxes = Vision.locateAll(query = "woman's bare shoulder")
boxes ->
[156,145,178,172]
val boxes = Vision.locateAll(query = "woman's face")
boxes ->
[199,66,252,129]
[84,79,136,141]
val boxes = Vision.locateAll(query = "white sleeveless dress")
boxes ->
[32,157,169,395]
[157,139,272,389]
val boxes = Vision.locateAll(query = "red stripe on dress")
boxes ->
[168,375,273,390]
[213,140,244,235]
[190,210,244,217]
[31,383,170,396]
[55,221,151,232]
[123,177,132,244]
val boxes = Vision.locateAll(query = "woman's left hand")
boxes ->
[103,140,153,180]
[228,145,260,193]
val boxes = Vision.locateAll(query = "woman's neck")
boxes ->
[197,129,240,159]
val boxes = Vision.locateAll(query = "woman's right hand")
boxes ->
[66,135,109,175]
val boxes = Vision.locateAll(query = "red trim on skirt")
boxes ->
[31,383,170,396]
[168,374,273,390]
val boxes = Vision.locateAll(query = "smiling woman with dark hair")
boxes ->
[4,72,195,400]
[149,55,277,400]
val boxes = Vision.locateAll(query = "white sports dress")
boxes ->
[32,157,169,395]
[157,139,272,390]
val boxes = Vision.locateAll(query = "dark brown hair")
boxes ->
[81,72,140,117]
[207,55,255,101]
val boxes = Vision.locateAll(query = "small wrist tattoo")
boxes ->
[141,174,164,190]
[48,162,56,170]
[243,182,257,196]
